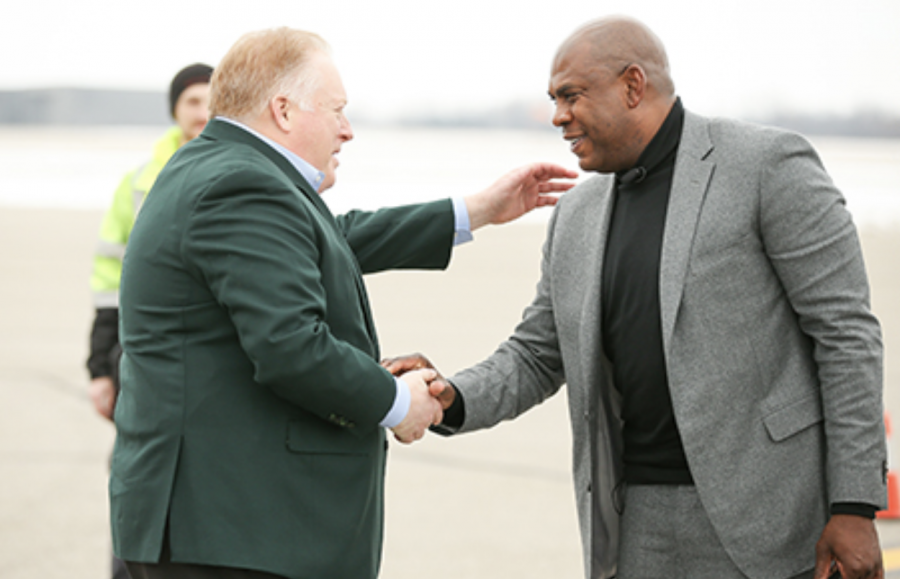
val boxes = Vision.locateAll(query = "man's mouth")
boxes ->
[565,135,585,154]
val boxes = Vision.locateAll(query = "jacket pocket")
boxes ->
[762,394,823,442]
[286,419,368,455]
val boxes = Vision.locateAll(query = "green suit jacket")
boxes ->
[110,119,454,578]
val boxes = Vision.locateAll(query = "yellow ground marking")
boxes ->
[884,547,900,570]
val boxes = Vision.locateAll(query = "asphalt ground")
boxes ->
[2,208,898,578]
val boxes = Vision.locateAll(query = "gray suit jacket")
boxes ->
[449,111,886,579]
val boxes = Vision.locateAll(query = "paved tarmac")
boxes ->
[2,207,899,578]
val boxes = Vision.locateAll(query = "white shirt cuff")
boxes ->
[379,377,411,428]
[452,196,473,245]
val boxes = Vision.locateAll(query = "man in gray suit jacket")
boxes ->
[386,16,886,579]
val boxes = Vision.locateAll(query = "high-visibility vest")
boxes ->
[90,126,184,308]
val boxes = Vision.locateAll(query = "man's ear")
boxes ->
[621,64,646,109]
[270,96,292,131]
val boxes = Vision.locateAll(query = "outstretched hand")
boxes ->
[465,162,578,231]
[382,353,456,411]
[814,514,883,579]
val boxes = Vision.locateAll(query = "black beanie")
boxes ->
[169,63,213,118]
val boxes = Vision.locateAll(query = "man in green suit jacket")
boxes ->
[111,27,575,579]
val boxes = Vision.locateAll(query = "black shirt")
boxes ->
[598,101,876,516]
[601,98,691,484]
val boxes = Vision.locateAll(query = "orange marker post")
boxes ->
[878,413,900,519]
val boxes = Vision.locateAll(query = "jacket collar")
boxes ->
[198,118,329,214]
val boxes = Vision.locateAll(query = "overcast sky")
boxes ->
[3,0,898,121]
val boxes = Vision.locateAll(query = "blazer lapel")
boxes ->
[578,175,616,378]
[659,112,715,353]
[347,262,380,359]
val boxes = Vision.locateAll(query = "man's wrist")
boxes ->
[442,383,465,428]
[379,377,410,428]
[830,502,878,519]
[452,196,473,245]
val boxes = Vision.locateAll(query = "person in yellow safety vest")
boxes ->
[87,63,213,423]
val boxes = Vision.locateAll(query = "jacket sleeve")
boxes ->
[182,167,397,433]
[759,131,885,507]
[337,199,455,274]
[446,204,567,433]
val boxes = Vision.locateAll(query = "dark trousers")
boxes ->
[113,555,132,579]
[125,532,288,579]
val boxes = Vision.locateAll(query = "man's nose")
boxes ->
[551,104,570,127]
[341,115,354,142]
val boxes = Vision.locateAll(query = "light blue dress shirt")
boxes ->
[215,116,471,428]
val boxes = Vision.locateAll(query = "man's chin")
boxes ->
[577,157,601,173]
[577,153,617,175]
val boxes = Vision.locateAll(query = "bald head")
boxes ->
[556,16,674,99]
[548,16,677,173]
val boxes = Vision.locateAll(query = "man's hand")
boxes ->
[88,376,117,421]
[390,369,443,444]
[814,514,883,579]
[464,162,578,231]
[382,353,456,411]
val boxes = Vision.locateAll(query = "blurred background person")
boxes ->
[85,62,213,579]
[86,63,212,420]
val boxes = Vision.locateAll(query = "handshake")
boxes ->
[380,354,454,444]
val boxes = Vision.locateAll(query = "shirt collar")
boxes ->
[616,97,684,186]
[214,116,326,192]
